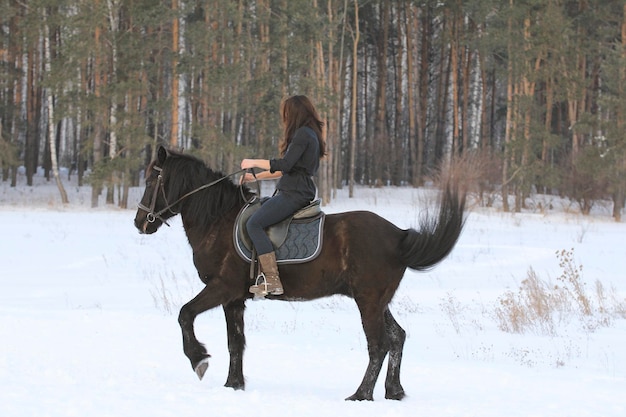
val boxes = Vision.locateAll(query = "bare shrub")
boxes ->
[150,274,174,314]
[596,281,626,319]
[436,148,502,208]
[440,292,466,334]
[148,269,199,315]
[494,248,622,335]
[556,248,592,316]
[494,268,564,335]
[432,151,485,207]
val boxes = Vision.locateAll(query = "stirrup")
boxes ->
[249,272,283,298]
[251,272,267,290]
[249,273,269,299]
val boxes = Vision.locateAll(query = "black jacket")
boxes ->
[269,126,320,204]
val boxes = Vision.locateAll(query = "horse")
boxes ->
[134,146,466,401]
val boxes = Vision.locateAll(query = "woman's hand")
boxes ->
[240,158,271,171]
[239,159,278,184]
[240,172,257,184]
[240,159,255,170]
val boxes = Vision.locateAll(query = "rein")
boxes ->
[138,166,258,227]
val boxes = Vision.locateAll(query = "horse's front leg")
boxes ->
[178,283,228,380]
[223,300,246,390]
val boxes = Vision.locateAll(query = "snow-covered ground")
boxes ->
[1,174,625,417]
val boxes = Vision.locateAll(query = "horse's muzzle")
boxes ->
[134,212,155,235]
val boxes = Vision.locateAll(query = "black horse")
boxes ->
[134,146,466,401]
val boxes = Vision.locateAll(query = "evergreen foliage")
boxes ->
[0,0,624,217]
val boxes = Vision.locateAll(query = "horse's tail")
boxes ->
[399,184,466,271]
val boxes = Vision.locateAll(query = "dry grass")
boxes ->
[494,248,625,335]
[148,269,199,315]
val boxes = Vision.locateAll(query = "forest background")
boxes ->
[1,0,626,220]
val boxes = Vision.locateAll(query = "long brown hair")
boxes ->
[279,95,326,157]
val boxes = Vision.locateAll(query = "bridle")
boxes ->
[137,166,174,226]
[138,165,257,227]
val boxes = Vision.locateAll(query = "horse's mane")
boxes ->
[162,149,253,231]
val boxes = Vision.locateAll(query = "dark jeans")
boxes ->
[246,192,307,255]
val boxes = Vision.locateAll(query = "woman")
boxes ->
[240,95,326,297]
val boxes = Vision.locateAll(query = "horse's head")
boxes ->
[134,146,179,234]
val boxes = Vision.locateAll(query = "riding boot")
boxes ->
[249,252,284,296]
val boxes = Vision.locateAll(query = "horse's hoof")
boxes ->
[224,380,245,391]
[345,392,373,401]
[385,389,405,400]
[194,358,210,380]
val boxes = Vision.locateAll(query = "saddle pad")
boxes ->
[234,215,325,264]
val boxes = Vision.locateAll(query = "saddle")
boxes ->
[233,198,325,265]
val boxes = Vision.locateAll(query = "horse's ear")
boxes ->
[157,146,168,164]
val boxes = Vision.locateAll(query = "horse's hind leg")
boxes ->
[346,299,389,401]
[223,300,246,390]
[383,309,406,400]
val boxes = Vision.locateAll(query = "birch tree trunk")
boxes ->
[106,0,118,160]
[321,0,335,203]
[405,3,418,186]
[43,8,69,204]
[106,0,119,204]
[448,8,460,156]
[417,5,431,185]
[393,4,404,185]
[170,0,179,148]
[314,0,335,205]
[333,0,349,198]
[348,0,359,198]
[462,21,473,153]
[372,0,389,186]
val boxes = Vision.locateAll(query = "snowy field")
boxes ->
[1,173,625,417]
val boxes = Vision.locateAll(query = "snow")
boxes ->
[1,176,625,416]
